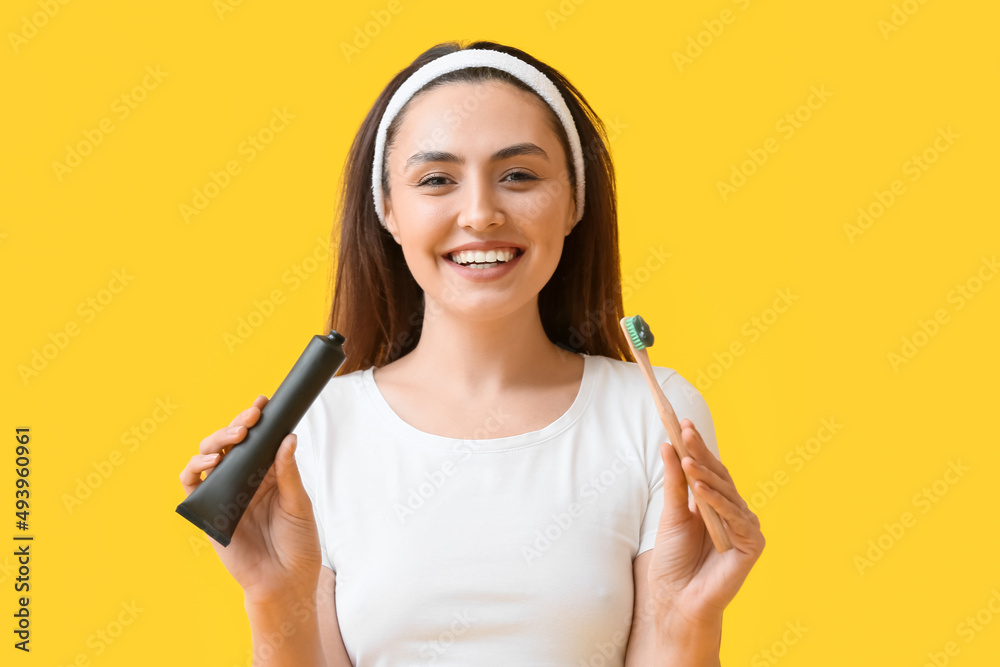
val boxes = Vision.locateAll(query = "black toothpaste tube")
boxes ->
[176,330,347,547]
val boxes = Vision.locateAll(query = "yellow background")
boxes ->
[2,0,998,664]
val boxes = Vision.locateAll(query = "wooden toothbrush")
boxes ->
[620,315,734,553]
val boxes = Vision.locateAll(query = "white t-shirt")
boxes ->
[292,352,719,666]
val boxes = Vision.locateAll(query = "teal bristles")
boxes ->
[623,315,655,350]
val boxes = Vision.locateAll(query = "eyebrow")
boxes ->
[404,142,549,172]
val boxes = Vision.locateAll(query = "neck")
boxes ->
[401,294,570,394]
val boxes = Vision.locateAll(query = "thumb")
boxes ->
[273,434,313,519]
[659,441,692,525]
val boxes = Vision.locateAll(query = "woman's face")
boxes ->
[382,79,577,322]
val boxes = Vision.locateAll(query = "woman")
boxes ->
[179,40,764,666]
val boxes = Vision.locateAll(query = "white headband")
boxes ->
[371,48,586,229]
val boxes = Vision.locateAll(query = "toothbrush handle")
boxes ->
[633,347,734,553]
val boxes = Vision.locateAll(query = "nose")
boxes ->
[456,173,503,231]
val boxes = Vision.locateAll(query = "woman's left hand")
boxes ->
[647,418,765,628]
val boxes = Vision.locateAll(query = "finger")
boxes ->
[199,424,248,456]
[682,456,746,511]
[681,419,732,484]
[228,396,267,429]
[692,479,760,542]
[250,453,279,501]
[179,453,221,496]
[205,398,267,457]
[225,401,264,456]
[274,434,315,520]
[659,442,693,524]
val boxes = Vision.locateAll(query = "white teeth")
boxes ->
[448,248,519,266]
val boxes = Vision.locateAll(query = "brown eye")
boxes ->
[504,171,538,183]
[417,175,451,187]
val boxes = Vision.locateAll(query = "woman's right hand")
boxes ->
[179,394,322,606]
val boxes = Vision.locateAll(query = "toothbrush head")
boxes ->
[622,315,655,350]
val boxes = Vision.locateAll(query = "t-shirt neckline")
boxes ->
[362,353,596,452]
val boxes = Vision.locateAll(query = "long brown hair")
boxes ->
[325,40,632,374]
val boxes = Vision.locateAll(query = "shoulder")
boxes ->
[588,354,718,458]
[588,353,694,402]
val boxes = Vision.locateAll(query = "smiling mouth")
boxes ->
[445,247,524,269]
